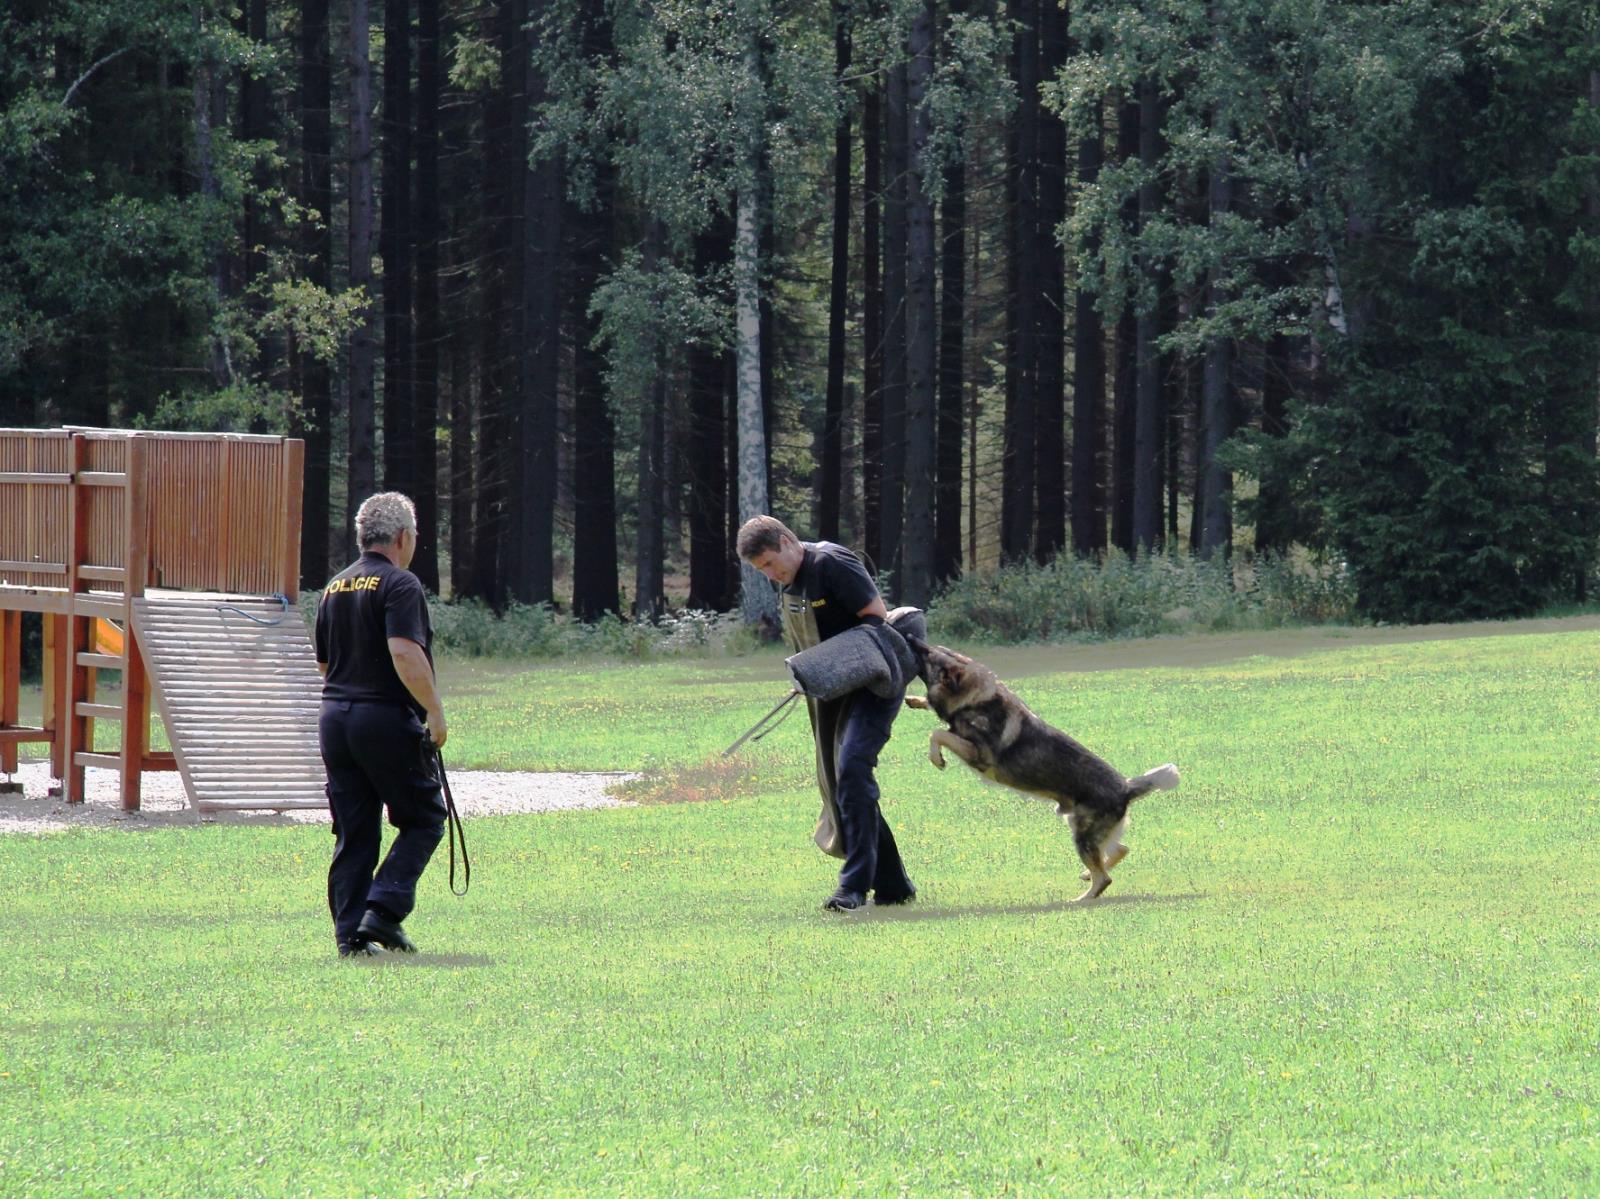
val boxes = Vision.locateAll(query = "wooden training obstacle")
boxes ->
[0,427,317,812]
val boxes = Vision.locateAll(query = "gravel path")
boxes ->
[0,759,634,835]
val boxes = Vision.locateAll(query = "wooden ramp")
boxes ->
[132,590,326,812]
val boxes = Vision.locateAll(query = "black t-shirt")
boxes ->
[315,551,433,712]
[783,541,880,642]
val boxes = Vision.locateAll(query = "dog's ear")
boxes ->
[941,658,966,688]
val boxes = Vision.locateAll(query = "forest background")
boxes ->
[3,0,1598,629]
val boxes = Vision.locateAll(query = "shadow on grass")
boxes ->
[363,953,499,969]
[845,891,1208,923]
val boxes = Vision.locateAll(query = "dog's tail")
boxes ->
[1124,763,1180,801]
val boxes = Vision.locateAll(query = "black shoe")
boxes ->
[875,882,918,906]
[338,939,387,958]
[356,909,418,953]
[823,888,867,913]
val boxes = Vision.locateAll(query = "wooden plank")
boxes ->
[77,652,123,670]
[0,609,17,772]
[0,726,52,745]
[74,752,123,770]
[0,559,67,575]
[62,440,93,801]
[71,597,126,620]
[119,434,151,810]
[0,472,70,486]
[77,565,127,582]
[197,800,326,812]
[76,472,127,488]
[74,702,122,721]
[279,439,305,601]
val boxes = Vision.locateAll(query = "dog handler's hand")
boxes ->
[424,710,448,749]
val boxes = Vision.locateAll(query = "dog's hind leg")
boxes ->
[1068,812,1119,902]
[1074,847,1113,903]
[1079,817,1129,880]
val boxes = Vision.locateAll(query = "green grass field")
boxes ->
[2,622,1598,1196]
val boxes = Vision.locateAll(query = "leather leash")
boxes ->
[424,741,470,896]
[722,688,803,757]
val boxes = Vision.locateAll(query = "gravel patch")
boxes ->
[0,759,635,835]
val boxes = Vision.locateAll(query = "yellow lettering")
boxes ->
[325,574,381,597]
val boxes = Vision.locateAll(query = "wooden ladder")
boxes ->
[132,591,326,812]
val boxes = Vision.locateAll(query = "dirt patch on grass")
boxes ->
[608,755,776,805]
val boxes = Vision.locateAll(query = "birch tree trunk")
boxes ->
[736,170,777,626]
[734,33,777,626]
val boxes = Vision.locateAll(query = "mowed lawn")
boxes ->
[1,622,1598,1196]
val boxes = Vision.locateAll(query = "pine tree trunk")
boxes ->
[1199,157,1235,560]
[295,0,333,587]
[1254,333,1292,556]
[515,0,561,606]
[862,80,884,566]
[1131,77,1165,553]
[1001,0,1038,563]
[468,1,521,607]
[935,102,966,582]
[1070,101,1106,556]
[1032,0,1067,563]
[381,0,414,497]
[569,0,620,625]
[819,1,852,542]
[191,19,229,389]
[687,224,732,611]
[1108,100,1138,553]
[901,0,937,607]
[880,58,910,590]
[445,48,475,597]
[240,0,275,393]
[635,222,668,621]
[410,0,441,590]
[347,0,378,546]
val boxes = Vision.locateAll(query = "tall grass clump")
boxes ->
[295,593,754,660]
[928,549,1356,644]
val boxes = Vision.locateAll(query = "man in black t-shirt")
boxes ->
[315,492,449,958]
[738,515,917,912]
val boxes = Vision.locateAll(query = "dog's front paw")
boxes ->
[929,745,947,769]
[904,695,930,711]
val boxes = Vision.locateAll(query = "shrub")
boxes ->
[926,550,1358,645]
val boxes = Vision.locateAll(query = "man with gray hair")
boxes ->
[315,492,449,957]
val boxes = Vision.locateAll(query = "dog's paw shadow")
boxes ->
[867,892,1207,922]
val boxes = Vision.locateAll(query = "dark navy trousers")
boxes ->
[835,686,914,899]
[319,700,447,947]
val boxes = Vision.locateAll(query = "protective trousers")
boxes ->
[833,686,915,900]
[319,700,447,947]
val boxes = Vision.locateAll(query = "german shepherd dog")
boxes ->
[904,639,1179,902]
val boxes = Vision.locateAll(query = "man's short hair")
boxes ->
[737,515,797,561]
[355,492,418,550]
